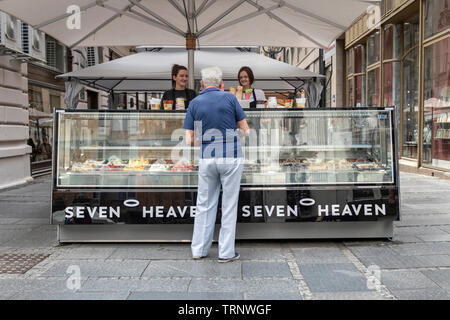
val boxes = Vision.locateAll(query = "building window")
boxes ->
[383,24,401,108]
[404,16,420,52]
[347,78,354,107]
[423,36,450,169]
[384,62,401,106]
[354,45,366,73]
[402,48,419,158]
[367,68,380,106]
[367,31,381,66]
[355,75,366,107]
[347,48,354,75]
[424,0,450,39]
[384,24,401,60]
[45,36,67,73]
[28,85,43,112]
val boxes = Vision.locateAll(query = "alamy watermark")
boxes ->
[66,265,81,290]
[66,5,81,30]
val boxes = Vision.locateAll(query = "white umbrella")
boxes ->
[0,0,379,88]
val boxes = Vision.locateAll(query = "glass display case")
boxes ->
[52,108,399,241]
[55,109,395,188]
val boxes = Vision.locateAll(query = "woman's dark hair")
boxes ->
[238,66,255,86]
[171,64,188,88]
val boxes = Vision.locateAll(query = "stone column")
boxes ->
[0,56,32,189]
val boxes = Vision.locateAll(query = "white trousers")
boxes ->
[191,158,244,259]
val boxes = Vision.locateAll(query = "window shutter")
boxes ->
[46,39,56,68]
[22,23,29,53]
[87,47,97,67]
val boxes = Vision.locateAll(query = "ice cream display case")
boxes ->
[52,108,400,242]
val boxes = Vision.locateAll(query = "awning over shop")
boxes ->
[57,47,325,92]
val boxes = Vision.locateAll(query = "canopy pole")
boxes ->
[187,0,196,90]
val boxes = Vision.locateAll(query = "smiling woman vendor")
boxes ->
[238,66,266,108]
[160,64,197,110]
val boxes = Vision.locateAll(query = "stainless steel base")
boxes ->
[58,220,394,243]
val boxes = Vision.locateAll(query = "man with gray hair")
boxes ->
[183,66,249,263]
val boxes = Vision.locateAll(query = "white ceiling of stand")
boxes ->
[57,47,325,91]
[0,0,380,48]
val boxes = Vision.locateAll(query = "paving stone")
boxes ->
[286,241,340,249]
[391,235,423,243]
[245,292,302,300]
[108,247,193,260]
[394,226,448,236]
[299,264,369,292]
[0,229,33,245]
[0,218,22,225]
[142,260,241,278]
[438,225,450,233]
[0,278,86,292]
[358,253,425,269]
[54,248,116,260]
[389,243,450,256]
[128,291,243,300]
[392,289,450,300]
[416,234,450,242]
[410,255,450,268]
[380,270,440,290]
[312,291,388,300]
[188,279,298,294]
[346,245,396,258]
[231,247,284,260]
[236,241,283,248]
[80,278,190,292]
[242,261,292,278]
[292,247,350,264]
[15,219,50,225]
[10,291,130,300]
[0,225,40,230]
[41,260,149,278]
[421,270,450,291]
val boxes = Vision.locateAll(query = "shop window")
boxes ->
[355,75,366,107]
[354,45,366,73]
[404,15,420,52]
[347,48,354,75]
[367,31,380,66]
[384,24,401,60]
[347,78,354,107]
[423,36,450,169]
[367,68,380,106]
[402,48,419,158]
[424,0,450,39]
[384,62,401,107]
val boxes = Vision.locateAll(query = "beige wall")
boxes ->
[0,56,32,189]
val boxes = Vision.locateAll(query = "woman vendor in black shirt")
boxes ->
[160,64,197,110]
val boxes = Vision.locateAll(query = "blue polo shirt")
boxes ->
[183,87,246,158]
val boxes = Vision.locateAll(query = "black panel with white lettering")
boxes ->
[52,186,398,224]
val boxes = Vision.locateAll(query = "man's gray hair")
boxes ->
[201,66,222,87]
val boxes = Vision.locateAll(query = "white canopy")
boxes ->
[0,0,379,48]
[57,47,324,92]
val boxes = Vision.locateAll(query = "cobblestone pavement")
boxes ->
[0,173,450,300]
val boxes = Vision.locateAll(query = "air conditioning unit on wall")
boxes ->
[0,12,23,55]
[21,22,46,62]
